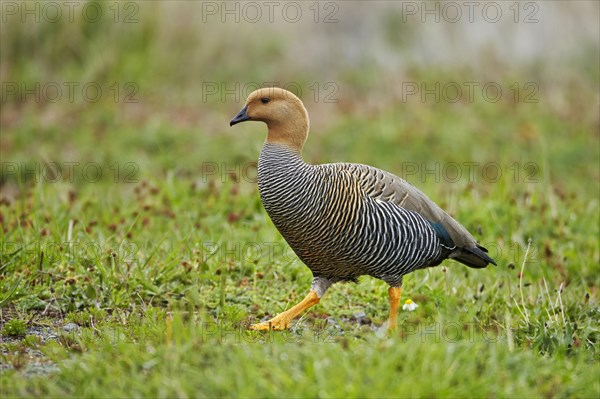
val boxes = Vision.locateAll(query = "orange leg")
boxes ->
[249,290,320,330]
[387,286,403,331]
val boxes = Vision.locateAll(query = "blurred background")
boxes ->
[1,0,598,234]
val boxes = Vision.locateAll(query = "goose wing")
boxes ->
[335,163,495,268]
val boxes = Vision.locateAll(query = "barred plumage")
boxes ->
[230,87,495,331]
[258,143,442,288]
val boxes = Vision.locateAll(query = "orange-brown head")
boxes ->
[230,88,310,152]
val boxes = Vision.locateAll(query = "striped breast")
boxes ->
[258,143,443,286]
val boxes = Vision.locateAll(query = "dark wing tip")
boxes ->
[454,245,497,268]
[476,244,497,266]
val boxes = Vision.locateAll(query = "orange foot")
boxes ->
[249,290,320,331]
[248,315,293,331]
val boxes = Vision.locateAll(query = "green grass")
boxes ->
[4,314,598,398]
[1,3,599,398]
[2,94,598,396]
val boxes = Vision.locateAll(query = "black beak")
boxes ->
[230,105,250,126]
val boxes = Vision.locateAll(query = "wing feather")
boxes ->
[317,162,496,268]
[333,163,478,249]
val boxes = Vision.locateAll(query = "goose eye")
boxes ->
[261,97,270,104]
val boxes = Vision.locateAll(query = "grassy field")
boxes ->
[1,2,599,398]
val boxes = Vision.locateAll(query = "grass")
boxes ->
[2,94,598,397]
[1,2,599,398]
[4,319,599,398]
